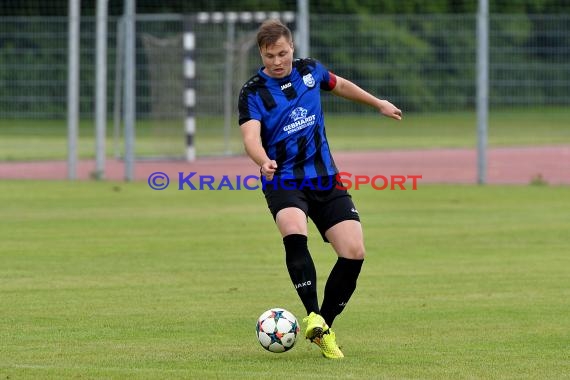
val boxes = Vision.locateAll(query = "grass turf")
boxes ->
[0,181,569,379]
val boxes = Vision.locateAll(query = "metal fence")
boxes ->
[0,13,568,159]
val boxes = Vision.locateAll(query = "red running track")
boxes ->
[1,146,568,185]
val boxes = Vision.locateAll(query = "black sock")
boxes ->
[320,257,364,327]
[283,234,319,315]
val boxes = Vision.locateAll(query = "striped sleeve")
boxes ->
[315,60,336,91]
[321,71,337,91]
[238,86,260,126]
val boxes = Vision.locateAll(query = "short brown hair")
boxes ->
[256,19,292,50]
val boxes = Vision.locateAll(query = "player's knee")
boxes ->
[276,208,307,236]
[280,224,307,237]
[355,244,366,260]
[346,242,365,260]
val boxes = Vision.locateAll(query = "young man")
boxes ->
[238,19,402,359]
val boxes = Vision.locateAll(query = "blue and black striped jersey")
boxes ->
[238,58,338,179]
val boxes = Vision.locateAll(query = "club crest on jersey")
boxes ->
[302,73,315,88]
[290,107,308,121]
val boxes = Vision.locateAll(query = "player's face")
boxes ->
[260,36,294,79]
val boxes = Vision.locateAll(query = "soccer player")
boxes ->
[238,19,402,359]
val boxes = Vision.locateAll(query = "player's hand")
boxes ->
[379,99,402,120]
[260,160,278,181]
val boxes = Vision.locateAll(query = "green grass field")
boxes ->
[1,181,569,379]
[1,108,569,160]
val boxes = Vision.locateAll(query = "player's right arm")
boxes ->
[240,119,278,180]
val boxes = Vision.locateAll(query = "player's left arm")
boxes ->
[331,74,402,120]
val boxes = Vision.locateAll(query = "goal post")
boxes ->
[183,18,196,161]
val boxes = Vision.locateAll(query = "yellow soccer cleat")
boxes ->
[303,312,329,341]
[312,329,344,359]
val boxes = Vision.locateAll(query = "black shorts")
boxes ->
[262,175,360,242]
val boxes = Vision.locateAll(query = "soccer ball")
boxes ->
[256,308,300,353]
